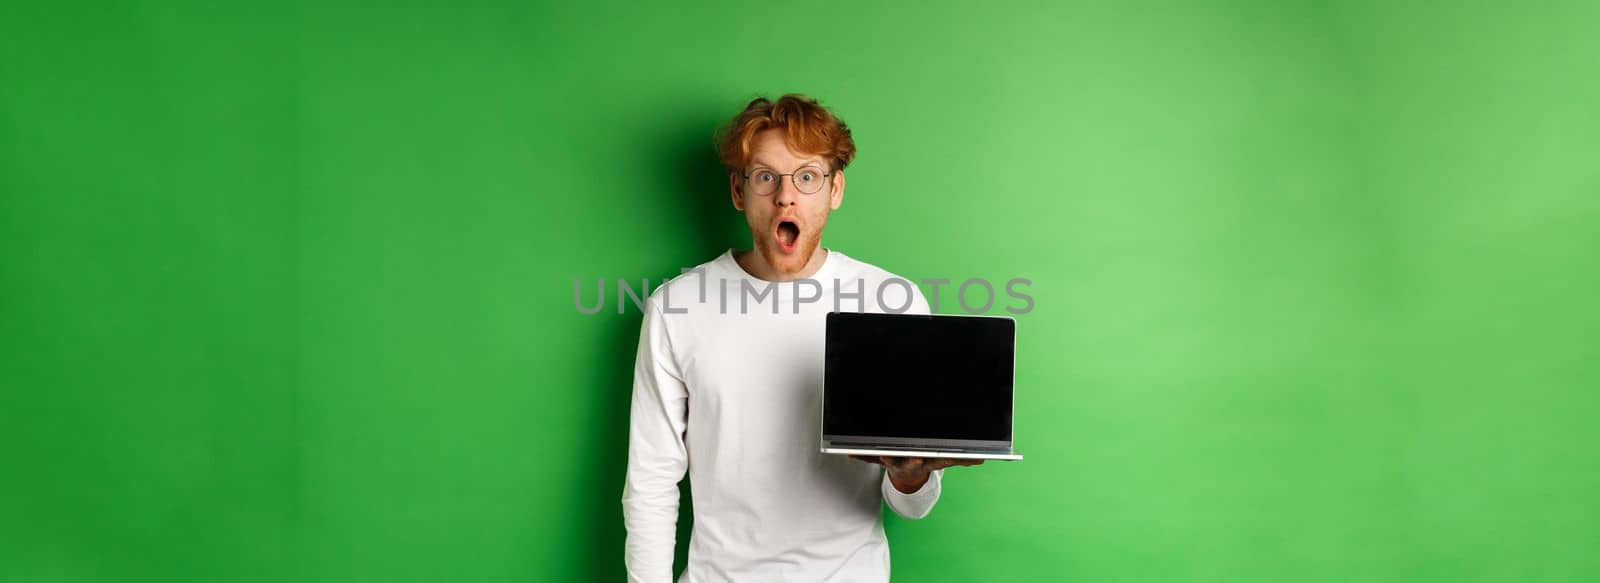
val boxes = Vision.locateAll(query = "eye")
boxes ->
[754,170,776,183]
[797,169,820,183]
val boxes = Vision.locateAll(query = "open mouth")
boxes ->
[775,219,801,254]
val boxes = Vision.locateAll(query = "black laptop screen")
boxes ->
[823,312,1015,442]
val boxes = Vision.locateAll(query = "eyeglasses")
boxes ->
[742,166,833,196]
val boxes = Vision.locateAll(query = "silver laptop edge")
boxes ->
[820,445,1023,461]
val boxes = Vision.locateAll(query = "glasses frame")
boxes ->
[740,166,834,196]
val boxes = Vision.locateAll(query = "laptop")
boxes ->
[820,311,1024,461]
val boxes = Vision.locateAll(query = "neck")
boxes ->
[734,246,829,282]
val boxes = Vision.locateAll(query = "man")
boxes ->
[622,94,983,582]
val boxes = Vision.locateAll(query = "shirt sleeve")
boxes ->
[621,297,690,583]
[882,467,943,519]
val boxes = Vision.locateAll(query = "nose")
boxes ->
[772,178,800,207]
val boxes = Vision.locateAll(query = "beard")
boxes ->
[751,218,825,278]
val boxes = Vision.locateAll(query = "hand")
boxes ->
[848,455,985,494]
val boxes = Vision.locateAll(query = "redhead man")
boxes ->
[622,94,983,582]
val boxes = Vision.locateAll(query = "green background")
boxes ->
[4,1,1597,581]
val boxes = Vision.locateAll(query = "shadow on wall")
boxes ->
[583,98,749,580]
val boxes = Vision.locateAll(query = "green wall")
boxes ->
[3,1,1597,581]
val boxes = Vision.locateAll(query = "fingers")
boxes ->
[923,458,987,471]
[848,455,987,469]
[880,456,912,470]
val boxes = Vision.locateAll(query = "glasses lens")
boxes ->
[749,170,779,196]
[795,169,824,194]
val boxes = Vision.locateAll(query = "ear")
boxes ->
[729,170,745,211]
[829,169,845,210]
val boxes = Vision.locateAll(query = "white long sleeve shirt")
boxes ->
[622,249,942,583]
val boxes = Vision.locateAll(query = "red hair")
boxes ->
[716,94,856,173]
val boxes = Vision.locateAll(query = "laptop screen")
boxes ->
[823,311,1015,443]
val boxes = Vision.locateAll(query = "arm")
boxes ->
[621,300,690,583]
[883,465,943,519]
[878,283,944,519]
[854,456,980,519]
[861,281,983,519]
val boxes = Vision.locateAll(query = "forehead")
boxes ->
[747,129,826,168]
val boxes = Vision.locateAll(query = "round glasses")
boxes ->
[742,167,832,196]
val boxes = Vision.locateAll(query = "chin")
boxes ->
[758,237,821,276]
